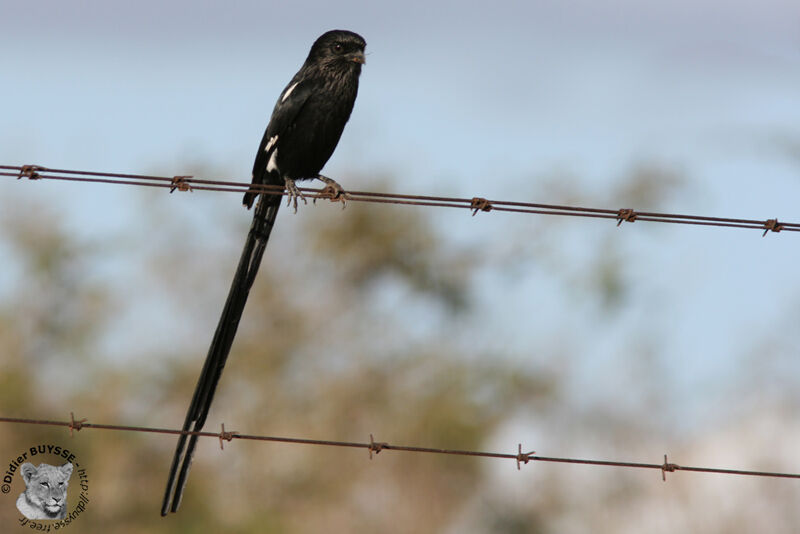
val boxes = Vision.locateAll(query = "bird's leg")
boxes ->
[284,177,308,213]
[315,175,348,209]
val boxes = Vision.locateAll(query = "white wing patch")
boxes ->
[267,148,279,173]
[264,135,278,153]
[281,82,299,103]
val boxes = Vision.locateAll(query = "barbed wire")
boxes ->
[1,164,797,234]
[1,415,799,481]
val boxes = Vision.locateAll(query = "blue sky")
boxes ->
[4,1,798,185]
[2,1,800,429]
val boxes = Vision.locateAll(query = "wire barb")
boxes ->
[368,433,387,459]
[470,197,493,216]
[661,454,679,481]
[68,412,87,437]
[617,208,637,226]
[218,423,238,450]
[762,218,783,237]
[169,175,194,194]
[516,443,534,470]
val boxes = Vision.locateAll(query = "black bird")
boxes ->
[243,29,366,210]
[162,29,366,516]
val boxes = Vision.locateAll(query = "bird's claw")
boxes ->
[314,175,348,209]
[284,178,308,213]
[18,165,42,180]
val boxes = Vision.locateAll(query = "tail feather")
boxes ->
[162,194,281,515]
[243,188,257,209]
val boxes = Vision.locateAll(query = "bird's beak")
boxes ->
[350,51,366,64]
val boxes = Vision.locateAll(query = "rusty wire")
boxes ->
[1,164,798,234]
[1,415,799,481]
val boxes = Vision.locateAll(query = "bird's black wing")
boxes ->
[244,79,315,208]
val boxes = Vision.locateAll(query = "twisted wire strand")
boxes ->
[1,415,798,480]
[2,165,797,233]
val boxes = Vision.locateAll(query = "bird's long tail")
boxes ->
[243,185,258,210]
[161,193,280,515]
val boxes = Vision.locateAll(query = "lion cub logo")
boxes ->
[16,462,73,520]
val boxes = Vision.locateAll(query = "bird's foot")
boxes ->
[314,175,348,209]
[284,178,308,213]
[17,165,42,180]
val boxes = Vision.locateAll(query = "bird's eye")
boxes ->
[333,43,344,53]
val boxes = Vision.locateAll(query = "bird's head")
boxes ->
[306,30,366,71]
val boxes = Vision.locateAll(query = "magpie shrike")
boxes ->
[162,30,366,516]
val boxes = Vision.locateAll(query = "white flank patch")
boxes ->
[281,82,299,103]
[265,135,278,152]
[267,148,279,173]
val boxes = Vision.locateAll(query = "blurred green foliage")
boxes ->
[2,165,799,533]
[0,179,555,533]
